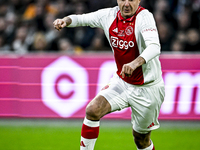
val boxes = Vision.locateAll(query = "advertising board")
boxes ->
[0,54,200,120]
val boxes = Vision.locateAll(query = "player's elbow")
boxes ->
[154,43,161,56]
[140,43,161,63]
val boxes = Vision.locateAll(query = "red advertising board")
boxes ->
[0,53,200,120]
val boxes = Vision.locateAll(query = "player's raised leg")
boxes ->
[80,95,111,150]
[133,130,155,150]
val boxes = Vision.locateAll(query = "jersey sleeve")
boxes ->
[67,8,111,29]
[137,10,161,63]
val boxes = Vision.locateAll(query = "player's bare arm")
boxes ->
[120,56,145,78]
[53,17,72,31]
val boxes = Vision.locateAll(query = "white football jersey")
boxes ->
[68,6,163,85]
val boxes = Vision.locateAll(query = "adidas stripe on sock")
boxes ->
[80,117,100,150]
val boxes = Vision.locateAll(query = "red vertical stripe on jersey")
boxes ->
[81,124,99,139]
[109,6,145,85]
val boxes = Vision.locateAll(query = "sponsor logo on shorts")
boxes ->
[147,122,155,128]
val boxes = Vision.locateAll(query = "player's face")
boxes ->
[117,0,141,19]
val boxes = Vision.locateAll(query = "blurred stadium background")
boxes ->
[0,0,200,150]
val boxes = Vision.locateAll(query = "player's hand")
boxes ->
[120,57,146,78]
[120,62,137,78]
[53,19,66,31]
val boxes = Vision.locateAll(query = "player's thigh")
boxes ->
[97,76,130,112]
[86,95,111,120]
[130,83,165,134]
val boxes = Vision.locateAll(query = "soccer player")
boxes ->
[53,0,165,150]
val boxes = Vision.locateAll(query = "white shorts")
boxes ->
[97,73,165,134]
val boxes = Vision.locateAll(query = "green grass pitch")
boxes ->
[0,119,200,150]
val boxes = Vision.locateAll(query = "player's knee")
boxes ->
[85,96,111,120]
[86,103,101,120]
[133,130,151,149]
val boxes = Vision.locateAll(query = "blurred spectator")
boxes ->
[185,28,200,52]
[176,31,187,43]
[0,34,10,53]
[23,0,57,21]
[87,0,107,12]
[0,0,8,16]
[171,31,187,51]
[171,39,185,52]
[5,12,17,46]
[58,38,74,54]
[140,0,155,12]
[44,13,58,50]
[8,0,29,15]
[12,25,29,54]
[153,0,200,52]
[0,0,198,53]
[0,17,6,35]
[58,38,82,54]
[87,28,110,51]
[87,36,107,51]
[55,0,74,18]
[87,0,117,12]
[154,0,177,31]
[75,2,88,14]
[23,0,58,32]
[157,22,173,51]
[154,0,169,13]
[154,10,165,25]
[72,2,95,49]
[29,32,48,52]
[177,11,191,31]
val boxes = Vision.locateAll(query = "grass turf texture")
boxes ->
[0,119,200,150]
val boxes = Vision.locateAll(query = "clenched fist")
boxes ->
[120,56,146,78]
[120,62,137,78]
[53,17,72,31]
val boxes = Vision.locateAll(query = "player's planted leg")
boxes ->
[80,95,111,150]
[133,130,155,150]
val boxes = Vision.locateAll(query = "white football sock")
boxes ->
[80,117,100,150]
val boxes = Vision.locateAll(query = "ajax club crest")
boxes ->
[125,26,133,36]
